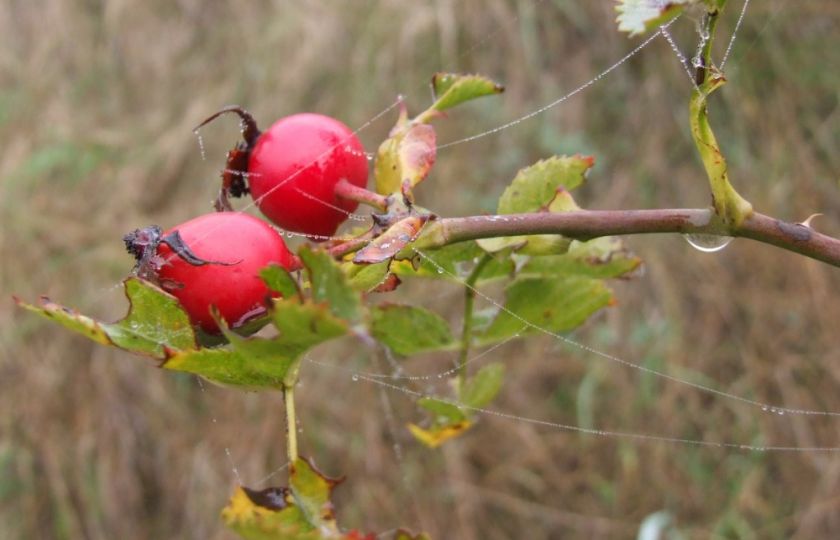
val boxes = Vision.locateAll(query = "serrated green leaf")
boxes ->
[222,458,349,540]
[371,304,455,356]
[545,187,582,213]
[344,261,392,292]
[497,155,592,214]
[460,362,505,409]
[391,241,514,284]
[616,0,695,37]
[14,277,196,358]
[417,397,467,425]
[260,264,300,298]
[392,242,478,278]
[478,234,571,256]
[288,458,342,533]
[299,246,361,323]
[480,276,613,343]
[520,237,642,279]
[222,486,317,540]
[430,73,504,112]
[478,156,591,255]
[162,299,347,389]
[474,236,528,254]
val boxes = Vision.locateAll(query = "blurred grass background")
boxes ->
[2,0,840,538]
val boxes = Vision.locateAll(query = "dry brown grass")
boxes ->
[2,1,839,538]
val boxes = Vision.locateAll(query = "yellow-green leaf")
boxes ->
[430,73,504,112]
[478,156,591,255]
[497,155,592,214]
[14,277,196,358]
[480,276,613,344]
[162,300,347,389]
[521,237,642,279]
[260,264,300,299]
[371,304,455,356]
[222,458,347,540]
[344,261,392,292]
[300,246,361,323]
[391,242,514,283]
[417,397,467,424]
[460,362,505,409]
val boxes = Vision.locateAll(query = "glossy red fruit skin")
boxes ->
[156,213,295,334]
[248,113,368,238]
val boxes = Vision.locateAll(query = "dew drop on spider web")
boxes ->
[683,234,733,253]
[193,129,207,161]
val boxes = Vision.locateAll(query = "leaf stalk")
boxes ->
[457,253,492,387]
[284,386,299,463]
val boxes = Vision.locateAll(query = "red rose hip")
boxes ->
[125,212,296,334]
[248,113,369,239]
[196,107,369,239]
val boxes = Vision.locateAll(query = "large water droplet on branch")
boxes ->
[683,234,733,253]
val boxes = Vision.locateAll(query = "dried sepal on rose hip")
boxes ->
[195,107,369,239]
[124,212,297,334]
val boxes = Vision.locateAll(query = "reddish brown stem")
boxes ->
[327,235,372,259]
[412,208,840,268]
[334,179,389,211]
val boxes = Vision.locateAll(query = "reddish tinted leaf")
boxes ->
[353,215,431,264]
[374,124,437,195]
[398,124,436,191]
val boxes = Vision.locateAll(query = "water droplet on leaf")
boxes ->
[684,234,733,253]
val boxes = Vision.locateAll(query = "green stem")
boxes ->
[457,253,492,387]
[284,386,299,463]
[693,5,722,86]
[688,0,751,228]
